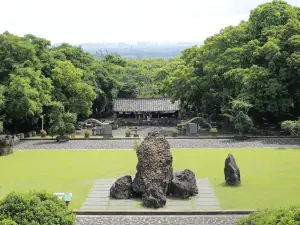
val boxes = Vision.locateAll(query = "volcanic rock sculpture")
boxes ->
[110,130,199,208]
[132,130,173,208]
[168,169,198,199]
[224,154,241,186]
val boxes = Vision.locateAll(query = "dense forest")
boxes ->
[0,0,299,133]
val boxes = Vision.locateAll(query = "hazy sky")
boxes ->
[0,0,299,44]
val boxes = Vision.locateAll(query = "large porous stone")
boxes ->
[142,188,166,208]
[168,169,198,199]
[132,130,173,208]
[110,175,134,199]
[224,154,241,186]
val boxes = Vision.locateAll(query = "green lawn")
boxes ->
[1,148,300,210]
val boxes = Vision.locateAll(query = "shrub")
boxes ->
[133,139,140,151]
[40,130,47,137]
[0,219,17,225]
[0,190,75,225]
[210,128,218,133]
[222,99,254,135]
[71,132,76,139]
[0,137,13,156]
[281,119,300,136]
[237,206,300,225]
[84,129,90,138]
[125,128,131,137]
[171,128,178,136]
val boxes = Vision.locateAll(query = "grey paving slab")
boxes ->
[93,182,114,185]
[166,202,192,206]
[76,215,246,225]
[82,201,108,206]
[89,191,110,194]
[196,193,216,197]
[87,193,109,198]
[194,198,221,202]
[80,206,107,210]
[83,198,109,202]
[107,205,135,210]
[109,201,136,206]
[194,202,220,206]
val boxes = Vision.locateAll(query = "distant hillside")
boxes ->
[77,42,203,59]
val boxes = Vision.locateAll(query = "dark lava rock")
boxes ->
[142,188,166,208]
[110,175,134,199]
[168,169,198,199]
[132,130,173,208]
[224,154,241,186]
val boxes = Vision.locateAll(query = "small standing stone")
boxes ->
[224,154,241,186]
[110,175,134,199]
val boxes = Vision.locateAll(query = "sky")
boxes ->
[0,0,299,44]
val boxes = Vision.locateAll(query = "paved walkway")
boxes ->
[75,215,246,225]
[15,138,300,150]
[81,178,220,211]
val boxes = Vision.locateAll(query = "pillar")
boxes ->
[113,112,117,120]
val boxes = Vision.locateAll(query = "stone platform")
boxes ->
[81,178,220,211]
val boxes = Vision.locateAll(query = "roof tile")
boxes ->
[113,98,180,112]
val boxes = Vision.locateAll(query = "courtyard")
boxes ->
[1,147,300,211]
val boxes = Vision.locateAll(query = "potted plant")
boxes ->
[125,128,131,137]
[84,129,90,139]
[71,132,76,139]
[210,127,218,136]
[40,130,47,137]
[171,128,178,137]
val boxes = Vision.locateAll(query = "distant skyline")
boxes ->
[1,0,299,44]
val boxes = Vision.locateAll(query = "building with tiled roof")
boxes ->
[113,98,181,120]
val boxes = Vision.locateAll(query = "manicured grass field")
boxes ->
[0,148,300,210]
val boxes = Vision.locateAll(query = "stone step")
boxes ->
[88,193,109,198]
[80,206,107,210]
[89,190,110,194]
[91,186,111,191]
[83,198,109,202]
[194,201,220,206]
[194,198,220,202]
[82,202,108,206]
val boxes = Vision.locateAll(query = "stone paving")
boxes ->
[75,215,246,225]
[80,178,220,211]
[15,138,300,150]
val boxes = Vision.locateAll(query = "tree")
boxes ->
[51,61,96,116]
[159,0,300,125]
[5,69,52,123]
[49,102,77,137]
